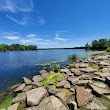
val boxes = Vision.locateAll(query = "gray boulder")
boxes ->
[71,68,82,76]
[7,103,20,110]
[13,92,26,103]
[32,75,43,82]
[26,87,48,106]
[23,85,33,92]
[23,77,32,85]
[14,83,26,92]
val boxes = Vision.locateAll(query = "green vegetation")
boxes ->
[85,38,110,50]
[48,64,61,71]
[0,96,13,109]
[106,47,110,52]
[18,102,26,110]
[0,44,38,52]
[85,43,91,50]
[42,71,63,86]
[98,64,104,69]
[68,54,78,62]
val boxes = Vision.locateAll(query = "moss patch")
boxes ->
[42,71,64,86]
[0,96,13,109]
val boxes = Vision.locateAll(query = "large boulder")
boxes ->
[26,87,48,106]
[75,86,93,107]
[26,96,69,110]
[14,83,26,92]
[12,92,26,103]
[23,77,32,85]
[71,68,82,76]
[32,75,43,82]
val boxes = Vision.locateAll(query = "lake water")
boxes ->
[0,49,92,91]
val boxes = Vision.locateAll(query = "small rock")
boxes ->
[79,63,88,68]
[23,77,32,85]
[32,82,42,87]
[76,80,91,86]
[7,103,20,110]
[75,86,93,107]
[56,92,67,102]
[79,75,90,80]
[41,73,48,79]
[47,86,60,94]
[92,82,106,88]
[100,72,110,78]
[93,76,105,82]
[40,69,47,74]
[68,77,79,85]
[71,68,82,76]
[32,75,43,82]
[60,68,71,74]
[23,85,33,92]
[11,83,21,89]
[90,84,110,95]
[14,83,26,92]
[86,98,108,110]
[80,67,97,73]
[13,92,26,103]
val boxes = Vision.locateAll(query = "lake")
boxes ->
[0,49,97,91]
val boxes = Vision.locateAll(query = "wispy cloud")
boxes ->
[38,17,45,25]
[0,0,33,13]
[6,15,28,25]
[54,31,67,41]
[3,36,20,40]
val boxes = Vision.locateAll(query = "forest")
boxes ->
[0,44,38,51]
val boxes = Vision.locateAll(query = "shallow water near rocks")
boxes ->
[0,49,102,91]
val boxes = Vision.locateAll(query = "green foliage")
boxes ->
[85,43,91,50]
[98,64,104,69]
[0,96,13,109]
[68,54,78,62]
[91,38,110,50]
[106,47,110,52]
[0,44,38,52]
[48,64,61,70]
[42,71,63,86]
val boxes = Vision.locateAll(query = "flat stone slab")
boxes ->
[60,68,71,74]
[79,63,88,68]
[93,76,105,82]
[75,86,93,107]
[14,83,26,92]
[32,75,43,82]
[56,80,70,89]
[90,84,110,95]
[86,98,108,110]
[100,61,110,66]
[80,67,97,73]
[68,77,79,85]
[23,77,32,85]
[56,92,67,102]
[47,86,60,94]
[76,80,91,86]
[94,72,102,76]
[79,75,90,80]
[13,92,26,103]
[7,103,20,110]
[26,87,48,106]
[23,85,33,92]
[106,76,110,85]
[100,73,110,79]
[71,68,82,76]
[92,82,106,88]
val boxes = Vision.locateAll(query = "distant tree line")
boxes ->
[0,44,38,52]
[85,38,110,50]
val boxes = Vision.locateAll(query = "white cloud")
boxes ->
[38,17,45,24]
[54,37,67,41]
[3,36,20,40]
[0,0,33,13]
[54,31,67,41]
[6,15,29,25]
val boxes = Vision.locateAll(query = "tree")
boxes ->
[85,43,91,50]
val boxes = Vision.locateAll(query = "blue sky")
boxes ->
[0,0,110,48]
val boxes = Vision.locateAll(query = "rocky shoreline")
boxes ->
[1,52,110,110]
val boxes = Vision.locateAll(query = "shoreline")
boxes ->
[0,51,110,110]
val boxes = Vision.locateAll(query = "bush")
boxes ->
[68,54,78,63]
[106,47,110,52]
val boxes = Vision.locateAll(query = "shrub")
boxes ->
[68,54,78,63]
[106,47,110,52]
